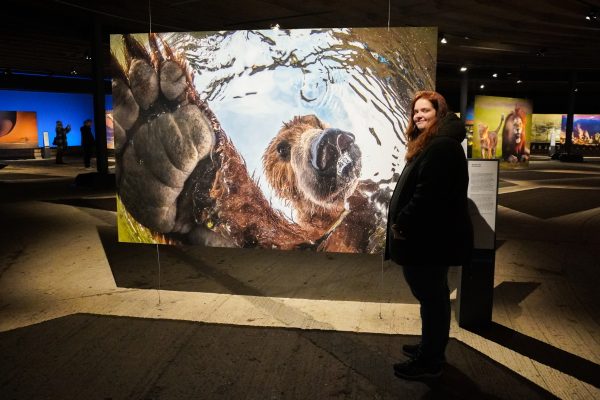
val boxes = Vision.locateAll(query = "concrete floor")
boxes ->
[0,156,599,399]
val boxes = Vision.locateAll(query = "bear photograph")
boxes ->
[111,27,437,253]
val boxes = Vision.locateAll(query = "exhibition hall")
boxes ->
[1,1,599,399]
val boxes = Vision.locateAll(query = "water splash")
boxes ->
[163,27,436,216]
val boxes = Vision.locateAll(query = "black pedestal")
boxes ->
[559,152,584,162]
[456,249,495,329]
[41,146,53,159]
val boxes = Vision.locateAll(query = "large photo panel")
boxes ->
[562,115,600,145]
[111,27,437,253]
[473,95,532,168]
[0,111,38,149]
[531,114,562,144]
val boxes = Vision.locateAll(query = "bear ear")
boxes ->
[304,114,324,129]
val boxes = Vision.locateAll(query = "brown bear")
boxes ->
[263,115,384,253]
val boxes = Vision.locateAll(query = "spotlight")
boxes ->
[460,66,468,72]
[70,69,78,75]
[586,9,598,21]
[492,73,498,78]
[480,84,485,89]
[516,79,523,84]
[440,34,447,44]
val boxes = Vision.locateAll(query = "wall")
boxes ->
[0,89,112,146]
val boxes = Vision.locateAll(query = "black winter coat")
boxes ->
[80,125,95,149]
[54,125,71,149]
[385,113,473,266]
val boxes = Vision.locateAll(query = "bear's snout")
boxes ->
[311,128,356,173]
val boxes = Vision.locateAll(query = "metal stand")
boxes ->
[41,146,52,159]
[456,249,495,328]
[457,160,499,328]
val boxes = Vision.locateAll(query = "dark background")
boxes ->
[1,0,599,113]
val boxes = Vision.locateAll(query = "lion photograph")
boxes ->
[477,114,503,159]
[473,96,532,166]
[502,106,530,163]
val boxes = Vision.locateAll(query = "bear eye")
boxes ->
[276,141,291,161]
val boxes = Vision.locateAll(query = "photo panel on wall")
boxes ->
[111,27,437,252]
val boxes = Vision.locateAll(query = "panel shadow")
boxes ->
[0,314,558,400]
[97,225,450,303]
[498,187,600,219]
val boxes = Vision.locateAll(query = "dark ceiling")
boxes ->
[1,0,600,112]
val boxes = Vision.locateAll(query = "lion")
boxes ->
[502,107,529,163]
[477,114,503,159]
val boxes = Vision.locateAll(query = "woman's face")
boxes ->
[413,98,437,131]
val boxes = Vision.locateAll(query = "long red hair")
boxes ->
[404,91,449,162]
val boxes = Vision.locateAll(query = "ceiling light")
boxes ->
[440,34,447,44]
[586,9,598,20]
[516,79,522,84]
[70,69,78,75]
[492,73,498,78]
[480,84,485,89]
[460,66,468,72]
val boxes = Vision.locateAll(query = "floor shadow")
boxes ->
[97,225,425,303]
[0,172,70,180]
[495,239,507,250]
[469,321,600,388]
[499,171,594,181]
[488,281,600,387]
[420,364,506,400]
[498,180,517,188]
[0,178,114,202]
[0,314,558,400]
[494,281,541,304]
[498,187,600,219]
[46,196,117,212]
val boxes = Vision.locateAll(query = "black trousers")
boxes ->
[402,264,450,363]
[83,146,94,168]
[55,147,64,164]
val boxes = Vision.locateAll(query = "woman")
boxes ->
[386,91,472,380]
[54,120,71,164]
[80,119,95,168]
